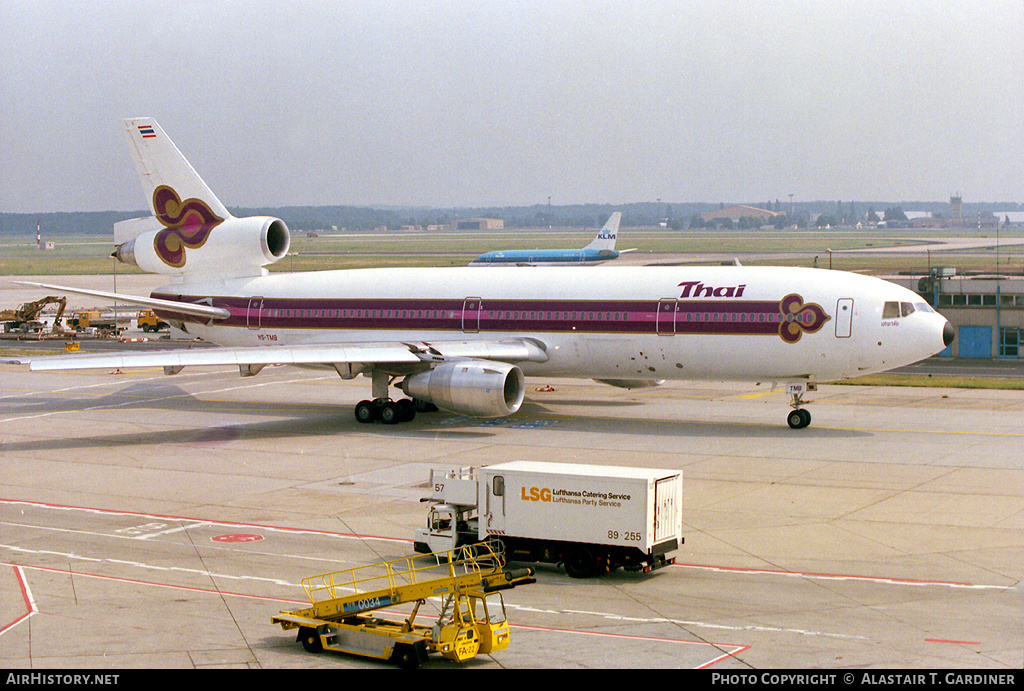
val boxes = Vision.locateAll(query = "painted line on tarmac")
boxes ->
[0,566,36,639]
[506,621,751,668]
[2,560,299,604]
[0,373,336,425]
[0,497,410,545]
[504,602,865,641]
[674,562,1014,591]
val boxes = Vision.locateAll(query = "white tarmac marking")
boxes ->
[0,371,335,425]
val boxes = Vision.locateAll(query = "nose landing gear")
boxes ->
[785,381,816,429]
[787,407,811,429]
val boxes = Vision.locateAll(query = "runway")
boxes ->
[0,362,1021,669]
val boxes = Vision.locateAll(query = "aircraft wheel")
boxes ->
[787,409,811,429]
[412,398,438,413]
[354,400,378,423]
[397,398,416,422]
[380,400,402,425]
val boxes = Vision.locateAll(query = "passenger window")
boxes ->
[882,301,900,319]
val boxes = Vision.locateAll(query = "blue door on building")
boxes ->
[958,325,992,358]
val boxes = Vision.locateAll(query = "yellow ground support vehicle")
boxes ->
[271,542,534,668]
[67,311,127,336]
[137,309,169,332]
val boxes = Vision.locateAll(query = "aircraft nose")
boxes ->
[942,320,955,347]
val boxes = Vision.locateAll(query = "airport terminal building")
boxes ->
[893,271,1024,359]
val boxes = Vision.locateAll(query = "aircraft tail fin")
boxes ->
[111,118,290,278]
[118,118,232,241]
[583,212,622,252]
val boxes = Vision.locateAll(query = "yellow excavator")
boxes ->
[0,296,66,334]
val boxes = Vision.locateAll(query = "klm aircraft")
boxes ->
[470,212,631,266]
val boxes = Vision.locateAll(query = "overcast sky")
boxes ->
[1,0,1021,213]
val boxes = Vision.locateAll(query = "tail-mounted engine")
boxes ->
[399,361,526,418]
[113,215,290,278]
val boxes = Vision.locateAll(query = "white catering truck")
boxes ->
[413,461,683,578]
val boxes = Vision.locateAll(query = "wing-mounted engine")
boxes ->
[113,214,290,278]
[399,360,526,418]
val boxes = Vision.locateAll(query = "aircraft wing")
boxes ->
[4,338,549,372]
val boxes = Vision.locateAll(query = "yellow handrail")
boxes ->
[301,542,504,605]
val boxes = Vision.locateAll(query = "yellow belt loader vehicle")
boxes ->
[271,542,534,668]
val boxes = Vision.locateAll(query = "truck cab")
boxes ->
[137,309,169,332]
[414,503,478,554]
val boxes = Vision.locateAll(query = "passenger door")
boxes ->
[835,298,853,338]
[246,297,263,330]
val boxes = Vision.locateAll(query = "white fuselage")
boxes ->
[153,265,950,384]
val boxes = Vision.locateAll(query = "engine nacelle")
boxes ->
[113,215,290,278]
[399,361,526,418]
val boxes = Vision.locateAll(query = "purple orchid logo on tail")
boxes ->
[151,185,225,268]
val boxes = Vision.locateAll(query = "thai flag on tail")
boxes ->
[138,125,156,138]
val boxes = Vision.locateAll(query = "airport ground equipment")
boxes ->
[137,309,169,332]
[1,296,66,334]
[271,542,535,668]
[414,461,683,578]
[66,311,127,337]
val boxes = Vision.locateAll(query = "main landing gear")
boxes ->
[353,369,440,425]
[785,382,816,429]
[354,397,437,425]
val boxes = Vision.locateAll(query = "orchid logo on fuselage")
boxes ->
[151,185,224,268]
[778,293,830,343]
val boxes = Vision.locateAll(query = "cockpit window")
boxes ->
[884,300,931,319]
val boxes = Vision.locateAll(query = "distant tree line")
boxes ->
[1,199,1018,237]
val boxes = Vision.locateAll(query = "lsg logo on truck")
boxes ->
[521,486,552,502]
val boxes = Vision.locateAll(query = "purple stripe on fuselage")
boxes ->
[150,294,813,337]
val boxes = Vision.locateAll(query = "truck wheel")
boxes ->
[298,627,323,654]
[392,643,423,669]
[563,546,598,578]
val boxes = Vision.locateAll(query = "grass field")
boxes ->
[3,226,1020,274]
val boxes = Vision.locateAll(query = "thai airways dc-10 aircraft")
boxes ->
[10,118,953,429]
[469,212,633,266]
